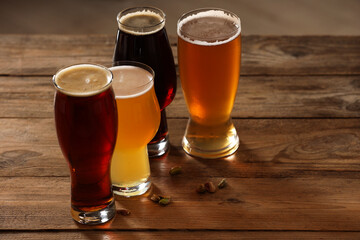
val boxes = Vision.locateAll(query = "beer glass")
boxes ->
[177,8,241,159]
[110,61,160,197]
[113,7,177,157]
[53,64,117,224]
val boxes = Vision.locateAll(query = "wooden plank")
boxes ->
[0,35,114,76]
[0,76,54,118]
[1,118,360,177]
[240,36,360,76]
[0,176,359,230]
[0,35,359,76]
[0,231,359,240]
[1,75,360,118]
[152,75,360,119]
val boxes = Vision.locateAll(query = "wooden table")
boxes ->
[0,35,359,239]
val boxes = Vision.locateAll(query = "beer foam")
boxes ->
[110,65,154,99]
[177,9,241,46]
[53,64,112,97]
[118,10,165,35]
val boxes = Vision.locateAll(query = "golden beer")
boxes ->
[177,9,241,158]
[110,63,160,196]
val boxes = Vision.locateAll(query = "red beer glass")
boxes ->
[113,6,177,157]
[53,64,117,225]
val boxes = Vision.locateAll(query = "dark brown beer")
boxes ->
[53,64,117,223]
[113,7,176,152]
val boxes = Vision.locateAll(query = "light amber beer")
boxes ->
[177,9,241,158]
[110,62,160,196]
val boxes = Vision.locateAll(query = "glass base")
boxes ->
[147,135,169,158]
[71,199,116,225]
[182,118,240,159]
[112,179,151,197]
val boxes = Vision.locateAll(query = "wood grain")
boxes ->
[0,34,359,237]
[0,176,360,231]
[0,35,359,76]
[240,36,360,76]
[1,231,359,240]
[0,118,359,177]
[1,75,360,119]
[0,176,359,230]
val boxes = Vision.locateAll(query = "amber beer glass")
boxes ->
[177,9,241,159]
[53,64,117,224]
[113,7,177,157]
[110,62,160,197]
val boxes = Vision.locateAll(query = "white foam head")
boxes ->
[110,65,154,99]
[177,9,241,46]
[53,64,113,97]
[117,7,165,36]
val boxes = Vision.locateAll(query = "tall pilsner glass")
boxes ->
[113,7,177,157]
[110,62,160,197]
[53,64,117,224]
[177,8,241,159]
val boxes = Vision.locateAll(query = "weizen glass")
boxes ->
[177,8,241,159]
[110,61,160,197]
[113,7,177,157]
[53,64,117,224]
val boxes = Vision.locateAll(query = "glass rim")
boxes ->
[52,63,113,97]
[117,6,166,31]
[177,7,241,43]
[110,61,155,97]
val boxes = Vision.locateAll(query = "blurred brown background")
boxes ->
[0,0,359,36]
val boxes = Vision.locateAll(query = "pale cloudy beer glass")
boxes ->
[110,62,160,197]
[177,8,241,159]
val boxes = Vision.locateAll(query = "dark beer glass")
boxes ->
[53,64,117,225]
[113,6,177,157]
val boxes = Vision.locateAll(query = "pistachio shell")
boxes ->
[150,193,161,202]
[169,166,182,176]
[117,209,131,216]
[218,178,227,189]
[159,198,171,206]
[196,184,206,193]
[205,182,217,193]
